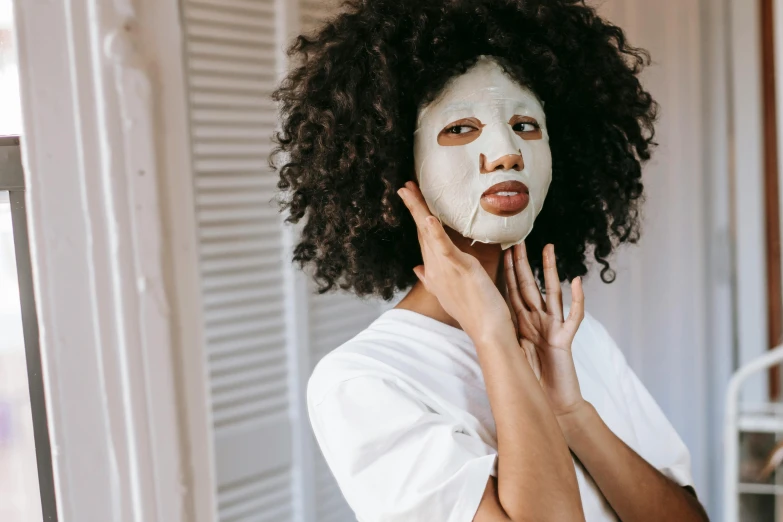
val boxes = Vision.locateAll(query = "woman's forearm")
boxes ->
[558,402,708,522]
[475,330,585,522]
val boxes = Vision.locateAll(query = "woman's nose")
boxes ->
[480,153,524,173]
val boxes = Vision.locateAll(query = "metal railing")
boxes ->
[725,343,783,521]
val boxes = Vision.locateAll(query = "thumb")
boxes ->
[413,265,428,290]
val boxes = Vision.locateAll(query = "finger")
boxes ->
[504,248,529,316]
[413,265,427,285]
[399,183,461,259]
[520,338,542,381]
[424,215,461,259]
[415,223,435,270]
[516,308,543,347]
[525,345,538,377]
[397,181,434,231]
[520,338,534,368]
[513,242,544,310]
[530,344,542,381]
[542,244,564,321]
[565,276,585,333]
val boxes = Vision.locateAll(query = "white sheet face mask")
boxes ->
[414,56,552,249]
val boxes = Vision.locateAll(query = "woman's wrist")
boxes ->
[471,322,519,353]
[555,399,600,446]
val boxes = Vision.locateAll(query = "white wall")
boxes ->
[586,0,720,513]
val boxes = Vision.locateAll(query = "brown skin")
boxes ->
[396,181,709,522]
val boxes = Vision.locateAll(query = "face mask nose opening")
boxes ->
[479,152,524,173]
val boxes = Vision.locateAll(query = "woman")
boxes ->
[272,0,709,520]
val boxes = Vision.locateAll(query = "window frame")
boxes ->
[0,135,57,521]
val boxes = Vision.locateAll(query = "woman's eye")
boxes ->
[513,122,539,132]
[437,119,483,146]
[447,125,475,134]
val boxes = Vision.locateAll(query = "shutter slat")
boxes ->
[220,489,292,522]
[201,265,282,288]
[198,206,280,226]
[189,40,273,62]
[212,371,287,404]
[191,90,276,110]
[194,158,268,173]
[193,125,273,141]
[213,393,287,427]
[212,381,288,414]
[190,74,276,95]
[196,173,276,191]
[193,141,277,157]
[186,22,276,48]
[187,0,276,17]
[205,314,283,344]
[196,185,274,203]
[210,349,285,377]
[200,252,282,275]
[199,241,280,262]
[190,57,275,77]
[207,330,286,361]
[222,496,292,522]
[199,238,281,260]
[204,296,282,323]
[185,5,276,31]
[193,109,278,126]
[205,305,282,333]
[201,221,280,242]
[203,284,283,311]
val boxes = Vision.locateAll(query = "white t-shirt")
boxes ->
[307,308,694,522]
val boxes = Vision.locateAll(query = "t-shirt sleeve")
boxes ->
[589,317,695,490]
[308,374,498,522]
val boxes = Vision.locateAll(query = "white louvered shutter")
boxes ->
[180,0,390,519]
[181,0,294,520]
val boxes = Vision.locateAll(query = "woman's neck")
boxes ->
[394,227,507,330]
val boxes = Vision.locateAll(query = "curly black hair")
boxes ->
[271,0,656,301]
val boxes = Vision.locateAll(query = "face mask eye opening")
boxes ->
[509,116,543,140]
[436,118,484,146]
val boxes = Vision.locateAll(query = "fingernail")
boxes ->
[397,188,406,198]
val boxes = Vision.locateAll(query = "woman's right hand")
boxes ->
[397,181,517,345]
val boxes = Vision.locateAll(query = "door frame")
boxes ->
[13,0,212,520]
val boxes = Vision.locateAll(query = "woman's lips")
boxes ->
[480,180,530,216]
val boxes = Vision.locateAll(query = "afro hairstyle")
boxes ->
[271,0,657,300]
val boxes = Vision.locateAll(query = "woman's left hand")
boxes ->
[504,242,586,418]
